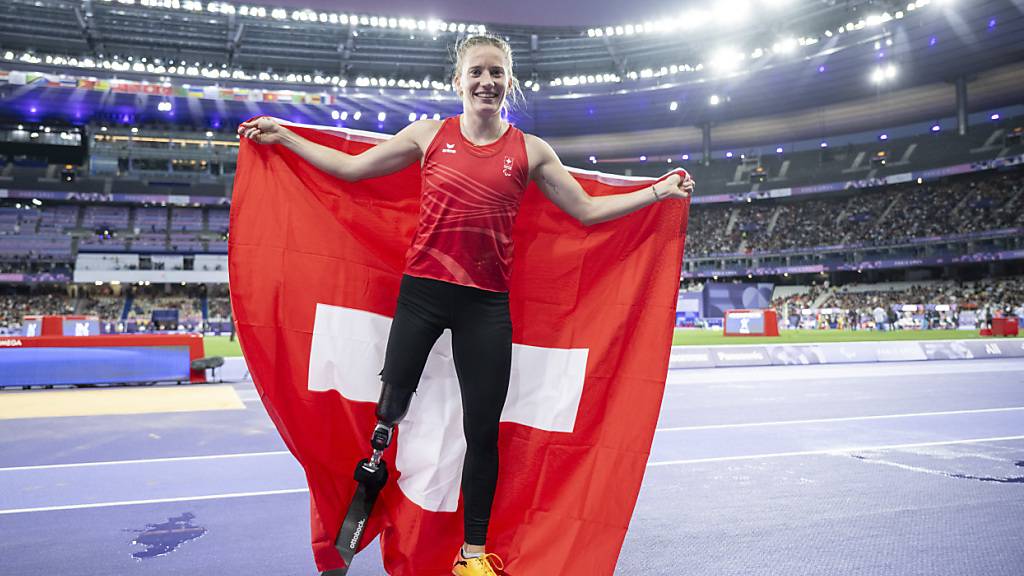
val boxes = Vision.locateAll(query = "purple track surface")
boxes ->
[1,358,1022,575]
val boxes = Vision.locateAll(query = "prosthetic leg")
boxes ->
[321,382,415,576]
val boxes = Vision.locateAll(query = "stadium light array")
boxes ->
[10,0,943,96]
[2,49,460,94]
[111,0,487,36]
[580,0,936,74]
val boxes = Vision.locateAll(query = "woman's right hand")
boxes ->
[237,116,288,145]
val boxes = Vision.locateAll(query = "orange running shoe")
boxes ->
[451,550,506,576]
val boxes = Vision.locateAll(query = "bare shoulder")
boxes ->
[409,118,444,133]
[523,133,557,171]
[399,118,444,149]
[522,132,550,151]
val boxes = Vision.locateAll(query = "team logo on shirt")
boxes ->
[502,156,514,176]
[442,143,457,154]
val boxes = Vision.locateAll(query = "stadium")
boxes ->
[1,0,1022,574]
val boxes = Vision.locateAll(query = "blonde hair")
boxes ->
[451,34,524,112]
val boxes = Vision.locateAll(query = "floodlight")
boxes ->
[709,48,744,72]
[773,38,797,54]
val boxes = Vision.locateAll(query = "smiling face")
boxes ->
[454,44,511,117]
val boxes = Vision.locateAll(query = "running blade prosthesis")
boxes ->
[320,423,392,576]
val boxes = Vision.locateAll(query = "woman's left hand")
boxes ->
[655,172,695,200]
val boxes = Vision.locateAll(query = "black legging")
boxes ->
[380,274,512,545]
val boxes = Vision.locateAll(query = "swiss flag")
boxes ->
[229,120,689,575]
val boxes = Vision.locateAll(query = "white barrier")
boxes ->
[670,338,1024,369]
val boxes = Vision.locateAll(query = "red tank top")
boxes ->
[404,116,530,292]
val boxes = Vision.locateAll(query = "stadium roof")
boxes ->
[256,0,779,28]
[1,0,1022,153]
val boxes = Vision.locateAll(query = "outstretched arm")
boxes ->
[238,117,440,182]
[527,135,693,226]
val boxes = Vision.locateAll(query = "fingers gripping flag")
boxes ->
[229,120,689,575]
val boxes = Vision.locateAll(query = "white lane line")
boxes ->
[646,435,1024,467]
[0,488,309,516]
[656,406,1024,432]
[0,450,291,473]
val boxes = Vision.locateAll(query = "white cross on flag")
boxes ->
[308,304,589,513]
[229,120,689,575]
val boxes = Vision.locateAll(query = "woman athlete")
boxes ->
[239,33,694,576]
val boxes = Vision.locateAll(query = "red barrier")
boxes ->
[991,317,1020,337]
[7,334,207,383]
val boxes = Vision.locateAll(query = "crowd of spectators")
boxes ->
[684,205,738,257]
[771,277,1024,331]
[732,203,776,252]
[0,284,238,334]
[207,297,232,320]
[825,277,1024,315]
[0,290,75,330]
[771,284,827,315]
[684,169,1023,256]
